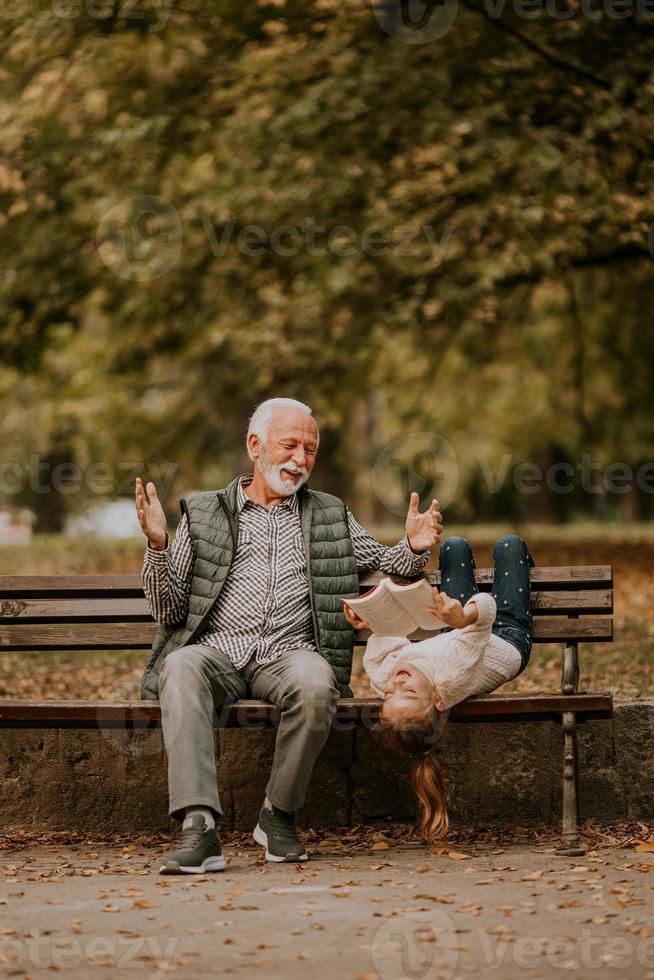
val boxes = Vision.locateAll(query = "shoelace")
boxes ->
[179,824,208,848]
[267,807,297,839]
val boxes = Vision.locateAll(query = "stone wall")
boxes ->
[1,698,652,833]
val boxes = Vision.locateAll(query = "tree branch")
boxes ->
[494,242,652,290]
[459,0,612,90]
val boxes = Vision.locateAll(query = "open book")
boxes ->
[344,577,445,637]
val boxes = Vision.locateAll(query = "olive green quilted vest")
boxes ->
[140,475,360,699]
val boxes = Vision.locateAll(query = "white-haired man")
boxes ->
[135,398,443,873]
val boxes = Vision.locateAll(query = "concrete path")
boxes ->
[2,835,653,979]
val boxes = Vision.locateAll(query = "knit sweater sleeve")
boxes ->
[362,635,412,697]
[458,592,497,639]
[435,592,497,696]
[447,591,495,652]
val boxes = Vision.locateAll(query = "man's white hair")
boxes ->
[246,398,319,460]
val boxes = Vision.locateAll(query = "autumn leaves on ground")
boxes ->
[0,526,652,702]
[2,824,654,979]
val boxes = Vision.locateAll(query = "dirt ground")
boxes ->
[2,825,654,980]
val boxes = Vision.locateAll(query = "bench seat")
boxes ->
[0,692,613,728]
[0,564,614,855]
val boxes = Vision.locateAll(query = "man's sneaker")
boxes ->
[159,814,227,875]
[253,801,308,863]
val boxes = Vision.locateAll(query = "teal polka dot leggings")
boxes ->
[438,534,534,675]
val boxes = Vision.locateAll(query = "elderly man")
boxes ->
[135,397,442,873]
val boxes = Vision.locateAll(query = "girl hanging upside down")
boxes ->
[343,534,535,844]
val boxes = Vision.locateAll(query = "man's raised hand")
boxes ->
[135,477,168,551]
[405,492,443,553]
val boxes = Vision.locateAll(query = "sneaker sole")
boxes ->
[159,855,227,875]
[253,824,308,863]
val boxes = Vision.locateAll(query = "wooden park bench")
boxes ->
[0,564,613,856]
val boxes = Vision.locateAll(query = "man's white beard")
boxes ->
[258,449,309,497]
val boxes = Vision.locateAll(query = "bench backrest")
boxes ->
[0,567,613,651]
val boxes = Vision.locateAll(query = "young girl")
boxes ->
[343,534,534,843]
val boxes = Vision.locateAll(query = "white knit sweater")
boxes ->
[362,592,522,710]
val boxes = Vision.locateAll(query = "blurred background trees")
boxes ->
[1,0,653,530]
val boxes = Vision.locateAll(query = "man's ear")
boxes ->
[433,691,444,712]
[247,433,261,460]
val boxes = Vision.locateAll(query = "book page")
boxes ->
[387,578,445,631]
[345,583,417,636]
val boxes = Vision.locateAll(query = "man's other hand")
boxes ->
[135,477,168,550]
[405,492,443,553]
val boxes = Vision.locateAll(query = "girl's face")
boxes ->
[381,665,443,726]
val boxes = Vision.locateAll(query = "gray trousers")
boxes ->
[158,643,340,820]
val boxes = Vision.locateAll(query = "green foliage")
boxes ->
[1,1,653,525]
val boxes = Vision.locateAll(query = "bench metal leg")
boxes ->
[556,710,586,856]
[556,641,586,856]
[561,640,580,696]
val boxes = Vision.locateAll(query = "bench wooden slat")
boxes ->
[425,567,613,589]
[0,615,613,650]
[526,617,612,642]
[0,598,153,622]
[0,623,159,650]
[0,693,613,728]
[0,565,613,598]
[362,566,613,590]
[0,589,613,622]
[0,575,146,598]
[530,590,612,614]
[357,616,613,644]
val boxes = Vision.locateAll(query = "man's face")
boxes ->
[250,409,319,495]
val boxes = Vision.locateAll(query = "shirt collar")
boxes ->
[237,474,300,514]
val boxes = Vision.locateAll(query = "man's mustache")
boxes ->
[279,464,308,477]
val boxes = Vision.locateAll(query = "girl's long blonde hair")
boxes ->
[379,710,450,843]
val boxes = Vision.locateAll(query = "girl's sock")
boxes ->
[183,806,216,830]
